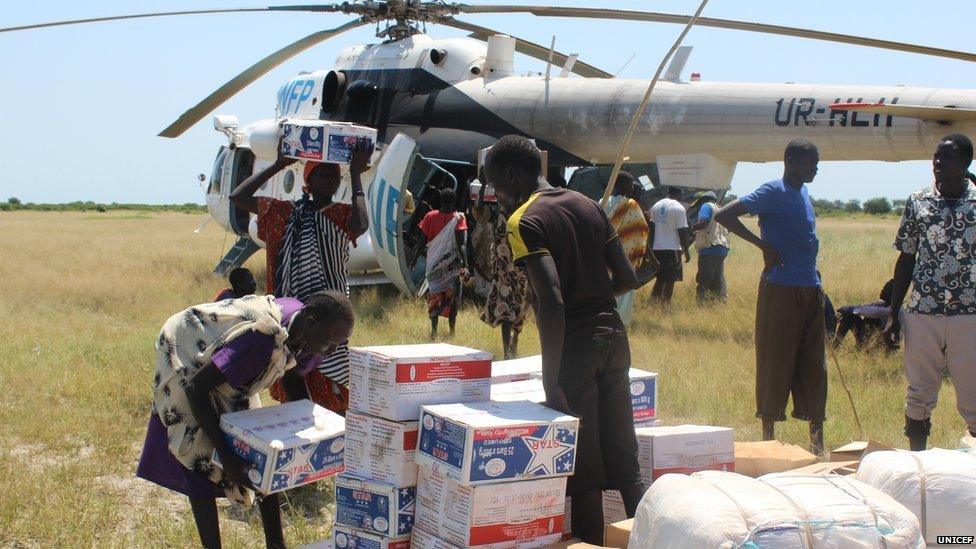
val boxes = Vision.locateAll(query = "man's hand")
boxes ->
[760,242,784,271]
[684,249,692,263]
[349,140,373,176]
[883,310,901,347]
[543,383,573,415]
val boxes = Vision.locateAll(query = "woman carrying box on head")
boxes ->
[231,140,371,416]
[135,291,355,548]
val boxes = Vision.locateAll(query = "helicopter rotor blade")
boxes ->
[0,5,346,34]
[439,17,612,78]
[455,5,976,63]
[158,18,365,138]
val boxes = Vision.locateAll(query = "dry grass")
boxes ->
[0,211,967,547]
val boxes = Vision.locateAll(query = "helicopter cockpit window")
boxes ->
[210,148,228,195]
[282,170,295,194]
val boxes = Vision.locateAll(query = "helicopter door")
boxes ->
[368,134,424,295]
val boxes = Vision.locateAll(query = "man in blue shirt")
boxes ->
[691,192,730,303]
[716,139,826,455]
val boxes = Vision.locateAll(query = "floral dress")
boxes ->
[480,210,529,332]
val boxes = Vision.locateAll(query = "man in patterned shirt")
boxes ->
[885,134,976,451]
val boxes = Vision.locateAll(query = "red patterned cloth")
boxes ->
[269,370,349,414]
[256,197,356,294]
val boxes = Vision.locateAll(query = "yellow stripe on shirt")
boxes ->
[506,191,545,262]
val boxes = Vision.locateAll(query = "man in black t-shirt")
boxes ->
[485,135,644,545]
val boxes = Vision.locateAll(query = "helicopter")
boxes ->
[7,1,976,294]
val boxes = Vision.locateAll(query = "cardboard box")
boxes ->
[415,467,565,548]
[784,460,859,476]
[335,474,416,537]
[217,400,345,494]
[635,424,735,481]
[280,120,377,164]
[604,519,633,549]
[349,344,492,422]
[734,441,818,477]
[417,401,579,485]
[491,355,542,384]
[828,440,893,463]
[344,411,419,486]
[333,525,410,549]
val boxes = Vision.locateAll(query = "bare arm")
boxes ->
[715,199,782,270]
[184,363,248,485]
[229,157,295,215]
[280,368,311,402]
[523,254,571,414]
[605,237,638,297]
[883,251,916,345]
[347,141,372,238]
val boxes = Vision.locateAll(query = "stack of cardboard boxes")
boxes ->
[334,344,493,548]
[412,400,579,548]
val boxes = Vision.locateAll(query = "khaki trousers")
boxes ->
[903,312,976,432]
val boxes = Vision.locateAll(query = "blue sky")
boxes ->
[2,1,975,204]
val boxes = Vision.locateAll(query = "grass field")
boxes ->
[0,210,968,547]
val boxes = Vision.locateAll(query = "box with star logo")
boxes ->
[278,120,376,164]
[333,524,411,549]
[335,474,417,538]
[216,399,346,495]
[349,344,493,422]
[416,401,579,486]
[492,368,658,424]
[414,466,565,548]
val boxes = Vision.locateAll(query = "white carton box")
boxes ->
[489,378,545,403]
[627,369,658,422]
[415,467,566,548]
[217,400,345,494]
[494,368,658,422]
[417,401,578,485]
[636,424,735,481]
[279,120,377,164]
[490,355,542,384]
[344,411,419,487]
[333,524,410,549]
[349,344,492,422]
[335,474,416,538]
[411,527,560,549]
[562,493,628,535]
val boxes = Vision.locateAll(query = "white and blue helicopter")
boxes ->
[8,1,976,294]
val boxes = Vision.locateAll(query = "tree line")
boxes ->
[2,197,206,213]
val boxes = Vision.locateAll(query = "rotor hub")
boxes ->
[337,1,462,38]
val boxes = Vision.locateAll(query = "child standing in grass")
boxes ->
[136,291,354,548]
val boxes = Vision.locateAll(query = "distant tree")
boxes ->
[7,197,21,205]
[892,198,907,211]
[833,199,845,210]
[844,199,862,213]
[863,197,892,215]
[812,198,837,213]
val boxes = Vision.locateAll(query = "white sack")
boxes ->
[856,449,976,543]
[630,470,923,548]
